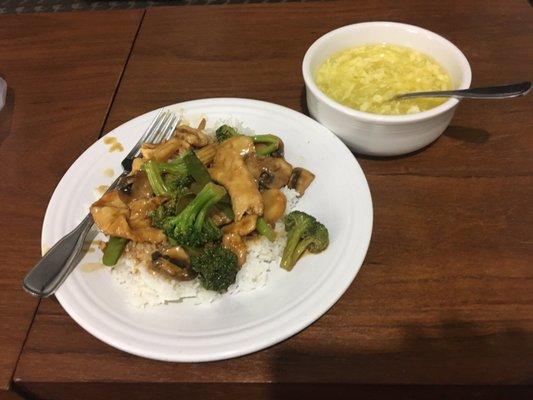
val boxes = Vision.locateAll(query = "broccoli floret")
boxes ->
[202,216,222,242]
[142,160,168,196]
[215,124,240,142]
[142,158,189,196]
[149,205,169,230]
[215,125,282,156]
[164,172,193,193]
[251,134,282,156]
[150,189,193,230]
[162,182,226,247]
[293,221,328,259]
[280,211,329,271]
[190,246,239,292]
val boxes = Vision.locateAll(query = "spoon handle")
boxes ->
[395,81,531,100]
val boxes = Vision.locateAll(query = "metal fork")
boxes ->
[23,109,180,297]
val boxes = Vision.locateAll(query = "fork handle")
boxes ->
[23,214,94,297]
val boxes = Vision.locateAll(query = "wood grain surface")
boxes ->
[10,0,533,399]
[0,9,143,397]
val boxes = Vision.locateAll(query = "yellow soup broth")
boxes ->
[315,44,453,115]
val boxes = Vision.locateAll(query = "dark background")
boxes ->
[0,0,331,14]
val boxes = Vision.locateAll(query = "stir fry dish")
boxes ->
[90,120,329,293]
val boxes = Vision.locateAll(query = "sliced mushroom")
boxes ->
[161,246,190,266]
[121,170,155,198]
[262,189,287,224]
[288,167,315,196]
[222,233,247,266]
[245,155,293,189]
[151,251,196,281]
[117,176,135,195]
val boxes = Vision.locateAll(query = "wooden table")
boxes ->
[1,1,532,398]
[0,9,143,399]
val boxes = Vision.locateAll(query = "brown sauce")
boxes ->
[103,168,114,177]
[95,185,109,195]
[103,136,124,152]
[80,263,105,272]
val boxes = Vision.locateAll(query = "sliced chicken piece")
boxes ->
[132,138,190,173]
[140,143,157,159]
[195,143,217,165]
[131,157,145,174]
[90,191,133,240]
[262,189,287,224]
[150,137,190,162]
[175,122,209,148]
[222,232,248,266]
[209,136,263,220]
[90,191,166,244]
[128,197,167,243]
[222,215,258,236]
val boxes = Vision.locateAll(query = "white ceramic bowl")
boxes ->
[302,22,472,156]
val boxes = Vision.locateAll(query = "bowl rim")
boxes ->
[302,21,472,124]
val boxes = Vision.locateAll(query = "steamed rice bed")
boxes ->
[112,187,299,307]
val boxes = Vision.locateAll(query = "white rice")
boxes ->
[111,187,299,307]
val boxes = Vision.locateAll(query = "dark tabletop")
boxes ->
[1,1,532,399]
[0,8,143,399]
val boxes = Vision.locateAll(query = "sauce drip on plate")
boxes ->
[103,136,124,152]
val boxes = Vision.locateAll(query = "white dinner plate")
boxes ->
[43,98,373,362]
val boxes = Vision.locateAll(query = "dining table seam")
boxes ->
[98,9,147,139]
[8,299,40,394]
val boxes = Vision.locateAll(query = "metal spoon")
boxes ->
[394,81,531,100]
